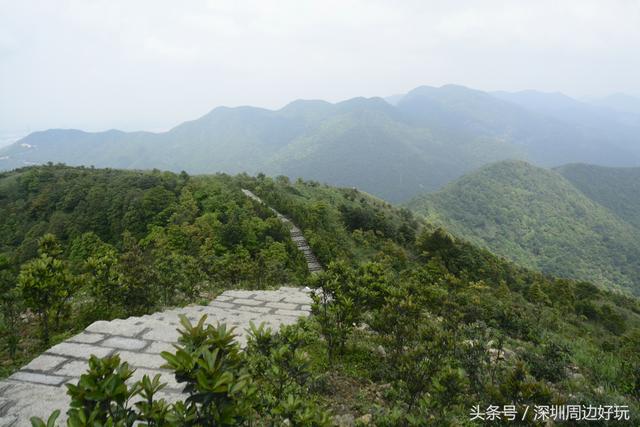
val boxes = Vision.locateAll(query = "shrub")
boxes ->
[31,315,331,426]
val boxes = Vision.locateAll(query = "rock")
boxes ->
[356,413,373,425]
[488,347,515,363]
[502,347,516,360]
[375,345,387,357]
[333,414,355,427]
[569,372,584,381]
[356,323,370,331]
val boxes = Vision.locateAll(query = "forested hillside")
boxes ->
[407,160,640,294]
[0,165,308,375]
[558,163,640,230]
[2,165,640,424]
[4,85,640,202]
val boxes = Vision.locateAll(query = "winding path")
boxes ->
[0,189,322,426]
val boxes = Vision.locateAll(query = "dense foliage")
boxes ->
[408,160,640,294]
[0,164,307,375]
[241,172,640,424]
[2,165,640,425]
[32,315,329,426]
[557,163,640,230]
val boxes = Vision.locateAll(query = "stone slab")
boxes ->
[117,351,167,369]
[145,341,176,355]
[222,290,256,298]
[231,298,265,306]
[54,360,89,377]
[237,305,273,314]
[47,342,113,359]
[266,301,299,310]
[208,300,236,309]
[86,320,145,337]
[68,332,105,344]
[23,355,68,372]
[282,293,313,303]
[9,372,68,386]
[101,336,149,351]
[252,292,286,302]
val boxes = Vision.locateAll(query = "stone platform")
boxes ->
[0,287,313,425]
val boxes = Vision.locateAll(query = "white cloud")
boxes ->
[0,0,639,133]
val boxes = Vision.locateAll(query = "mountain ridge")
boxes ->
[407,160,640,294]
[3,85,640,202]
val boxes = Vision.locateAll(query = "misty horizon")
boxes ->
[2,84,640,139]
[2,0,639,134]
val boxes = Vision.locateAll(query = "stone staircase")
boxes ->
[0,189,322,426]
[241,188,323,273]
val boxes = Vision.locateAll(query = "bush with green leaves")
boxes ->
[245,321,330,425]
[31,354,172,427]
[308,262,362,361]
[369,285,462,419]
[161,315,256,425]
[525,340,571,383]
[31,315,331,426]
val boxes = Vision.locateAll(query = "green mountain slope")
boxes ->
[2,165,640,423]
[3,85,640,202]
[557,163,640,230]
[492,90,640,161]
[407,160,640,293]
[0,94,523,202]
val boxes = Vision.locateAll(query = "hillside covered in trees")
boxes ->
[2,164,640,424]
[557,163,640,230]
[408,160,640,295]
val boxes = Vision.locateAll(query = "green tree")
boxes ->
[169,188,200,225]
[0,255,21,358]
[117,232,156,315]
[153,249,203,305]
[86,246,122,317]
[18,234,77,344]
[258,241,290,286]
[309,262,361,361]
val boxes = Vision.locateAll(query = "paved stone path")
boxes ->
[0,189,320,426]
[241,189,323,273]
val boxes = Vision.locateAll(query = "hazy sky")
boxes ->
[1,0,639,135]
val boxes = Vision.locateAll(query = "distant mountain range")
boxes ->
[590,93,640,115]
[2,85,640,202]
[407,160,640,294]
